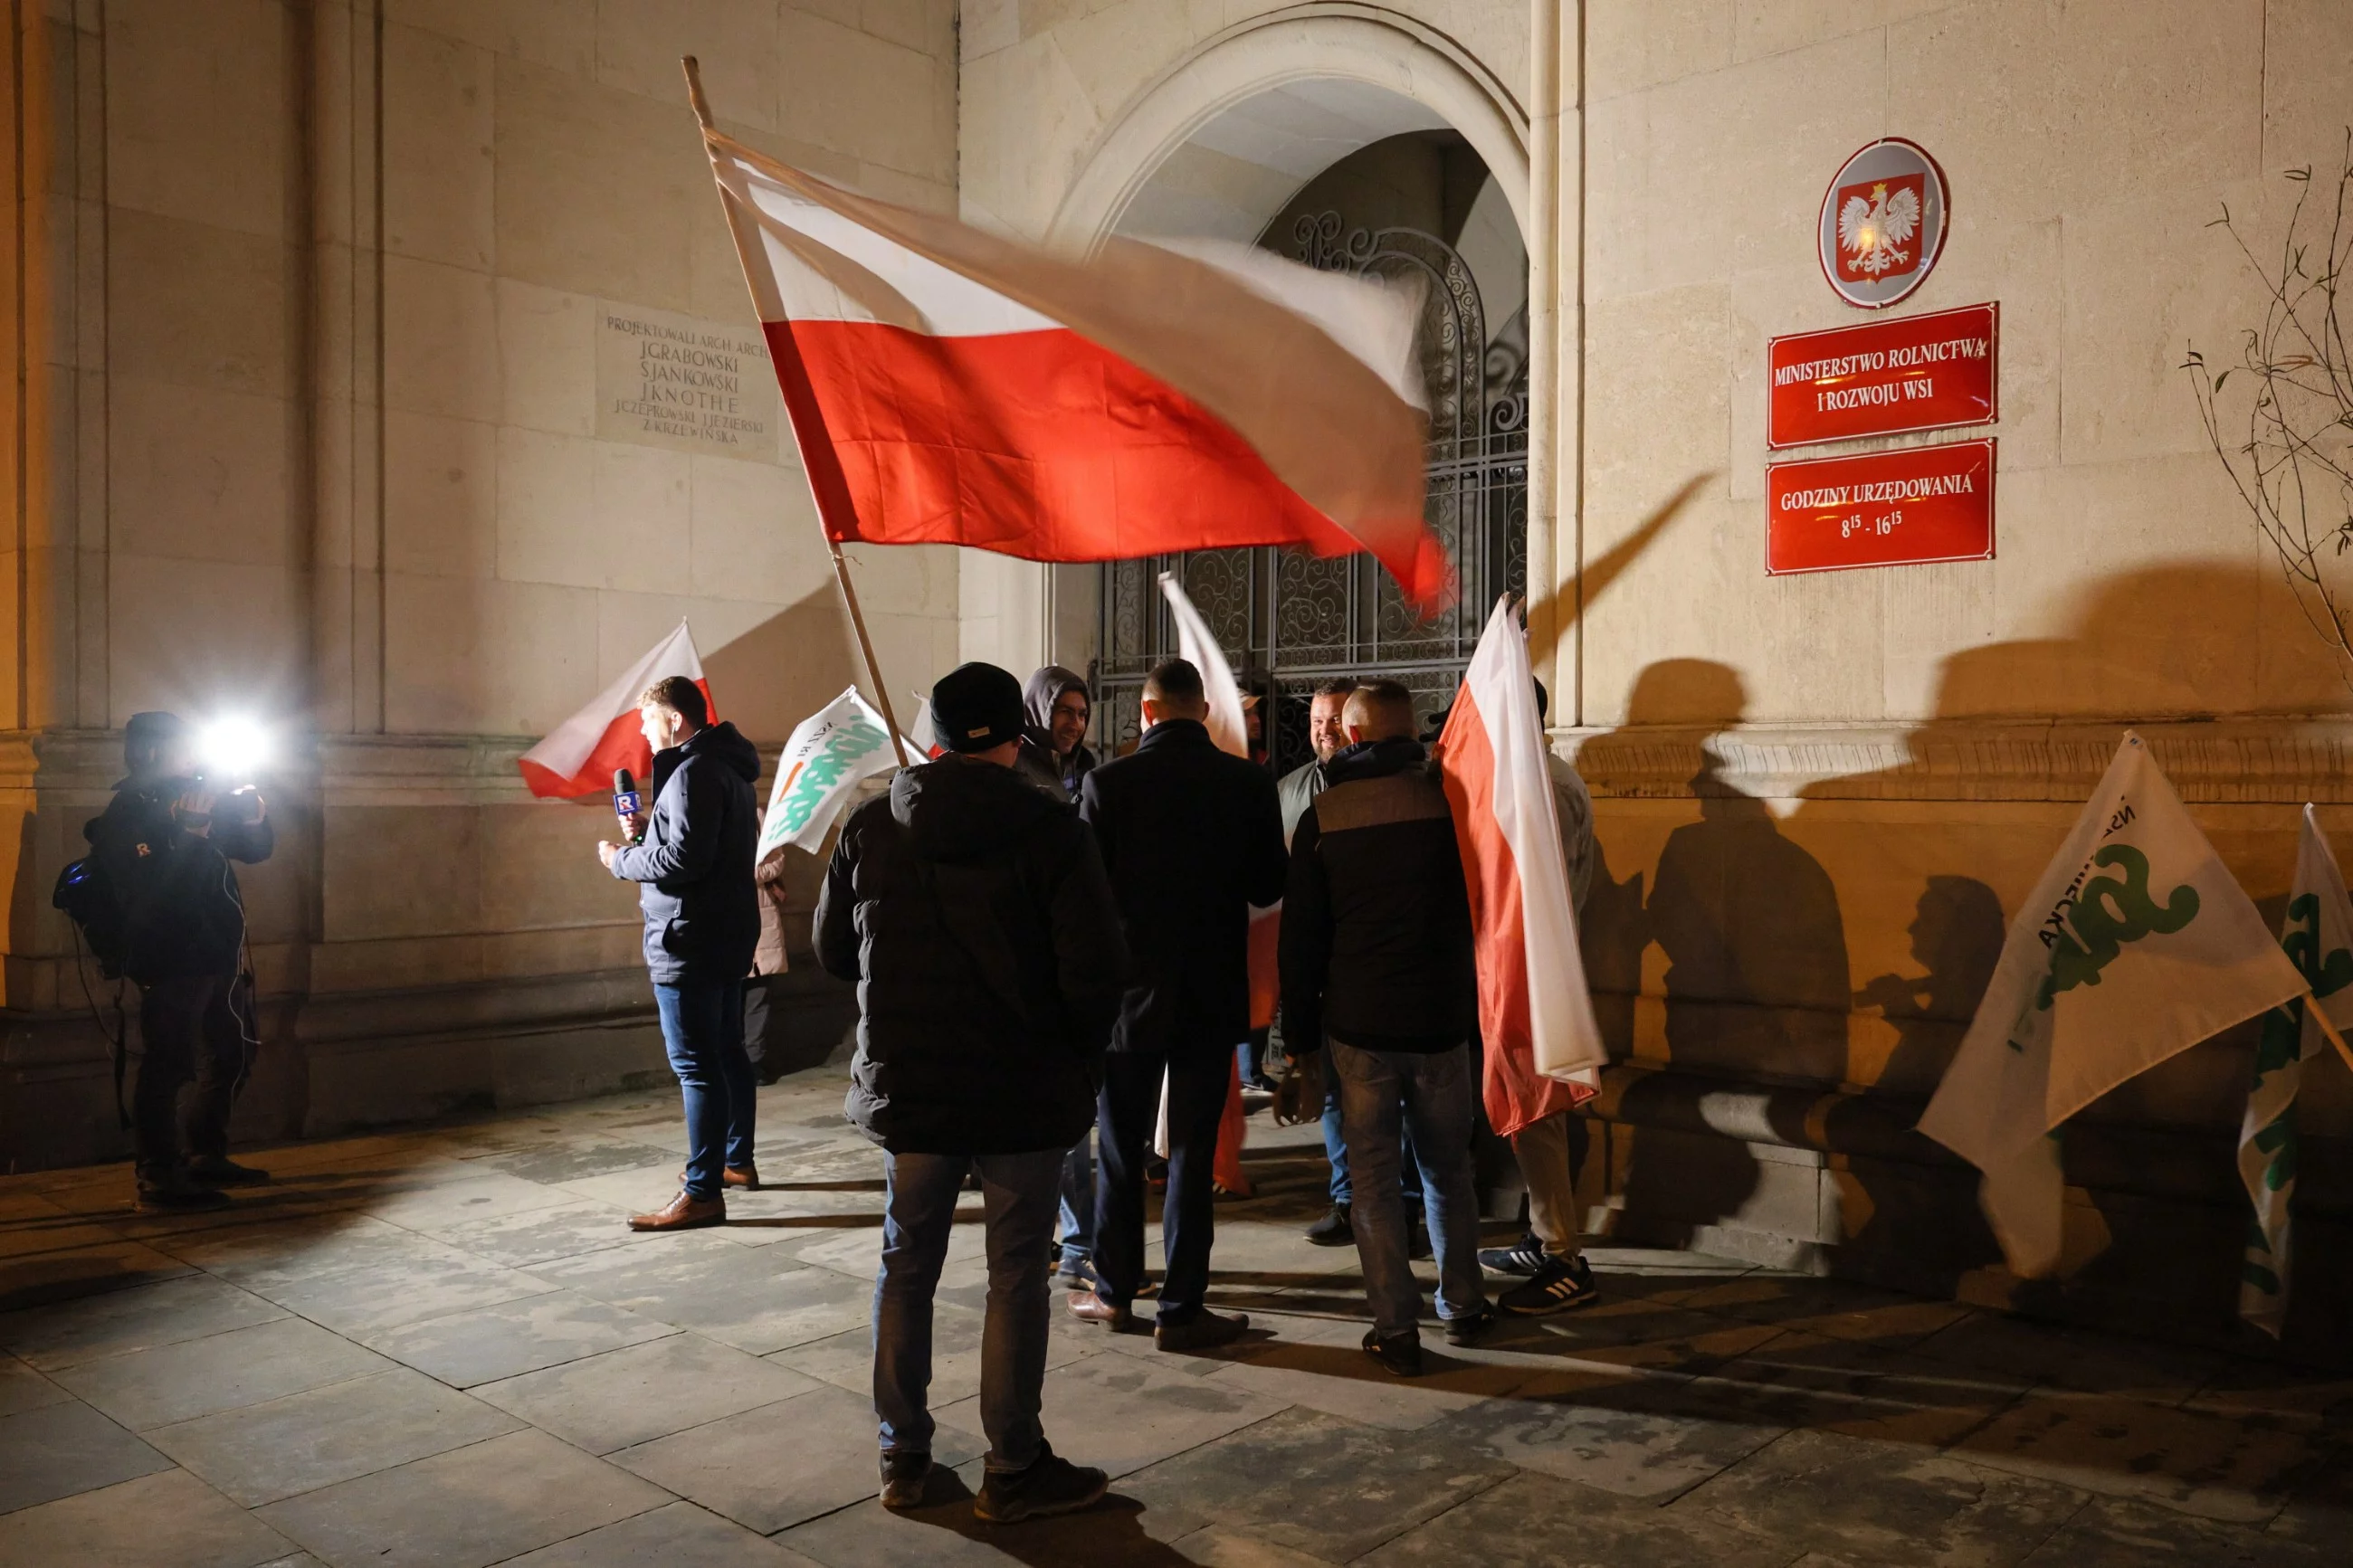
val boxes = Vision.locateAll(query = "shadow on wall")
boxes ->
[1578,658,1852,1250]
[1582,559,2353,1338]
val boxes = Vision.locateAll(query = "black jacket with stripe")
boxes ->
[1278,736,1476,1055]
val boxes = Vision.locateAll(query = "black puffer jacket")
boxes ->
[609,722,762,984]
[816,755,1129,1155]
[1279,736,1475,1054]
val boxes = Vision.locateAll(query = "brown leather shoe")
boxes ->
[1065,1291,1137,1332]
[673,1165,759,1191]
[627,1191,727,1231]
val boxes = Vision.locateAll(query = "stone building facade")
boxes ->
[5,2,2350,1349]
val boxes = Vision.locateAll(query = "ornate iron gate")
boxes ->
[1094,212,1528,772]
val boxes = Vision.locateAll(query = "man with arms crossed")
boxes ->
[818,662,1130,1523]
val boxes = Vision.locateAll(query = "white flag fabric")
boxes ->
[1158,574,1248,758]
[2236,805,2353,1335]
[757,688,924,859]
[1434,599,1605,1137]
[519,622,708,799]
[1918,733,2307,1277]
[908,694,940,758]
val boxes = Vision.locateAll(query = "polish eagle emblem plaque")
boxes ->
[1817,138,1947,308]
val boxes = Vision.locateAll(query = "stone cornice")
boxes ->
[1559,716,2353,804]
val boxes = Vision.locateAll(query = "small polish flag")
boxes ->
[908,694,943,759]
[1435,599,1606,1139]
[519,622,715,799]
[1159,574,1249,759]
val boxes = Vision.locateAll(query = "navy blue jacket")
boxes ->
[609,722,761,984]
[1079,718,1286,1056]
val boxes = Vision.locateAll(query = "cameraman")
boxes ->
[85,711,273,1212]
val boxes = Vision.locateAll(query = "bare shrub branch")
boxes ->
[2186,130,2353,691]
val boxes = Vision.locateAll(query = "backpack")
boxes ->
[53,853,129,979]
[53,849,136,1130]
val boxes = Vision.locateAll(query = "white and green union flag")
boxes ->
[2237,805,2353,1336]
[1919,734,2306,1278]
[757,688,921,860]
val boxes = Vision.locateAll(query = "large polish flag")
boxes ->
[1435,600,1606,1139]
[519,622,714,799]
[698,125,1452,613]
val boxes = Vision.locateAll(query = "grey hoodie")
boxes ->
[1014,664,1097,800]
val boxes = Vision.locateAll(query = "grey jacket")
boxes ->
[1277,757,1325,845]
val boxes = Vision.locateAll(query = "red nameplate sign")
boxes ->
[1767,438,1995,575]
[1768,302,1997,448]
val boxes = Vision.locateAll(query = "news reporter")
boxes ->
[599,677,762,1231]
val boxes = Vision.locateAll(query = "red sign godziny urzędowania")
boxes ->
[1766,437,1996,575]
[1768,302,1997,449]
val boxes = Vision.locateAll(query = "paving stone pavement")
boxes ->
[2,1063,2347,1567]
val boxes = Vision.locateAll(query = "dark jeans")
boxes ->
[1321,1079,1423,1212]
[134,973,252,1181]
[1094,1044,1227,1324]
[739,975,773,1074]
[874,1147,1062,1471]
[654,977,756,1199]
[1331,1040,1486,1338]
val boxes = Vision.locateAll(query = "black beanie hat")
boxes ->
[124,711,187,769]
[929,662,1025,753]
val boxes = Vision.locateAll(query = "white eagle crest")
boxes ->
[1838,180,1920,277]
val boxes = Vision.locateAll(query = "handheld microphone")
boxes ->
[613,768,643,843]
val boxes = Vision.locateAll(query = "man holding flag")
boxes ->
[1435,603,1611,1317]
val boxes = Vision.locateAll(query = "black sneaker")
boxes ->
[186,1156,270,1187]
[1362,1327,1424,1377]
[1155,1307,1249,1353]
[133,1177,230,1214]
[1443,1305,1500,1346]
[1478,1232,1546,1277]
[1500,1252,1600,1316]
[1304,1202,1353,1247]
[879,1449,930,1510]
[973,1443,1108,1524]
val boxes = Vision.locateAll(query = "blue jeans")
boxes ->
[1236,1028,1272,1087]
[1331,1040,1486,1338]
[1056,1135,1094,1275]
[1321,1079,1423,1212]
[654,978,756,1200]
[873,1147,1062,1471]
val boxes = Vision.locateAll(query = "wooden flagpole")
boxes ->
[681,56,911,765]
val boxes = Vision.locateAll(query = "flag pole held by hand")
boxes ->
[681,55,910,768]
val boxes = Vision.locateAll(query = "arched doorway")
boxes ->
[1041,13,1533,765]
[1096,129,1529,766]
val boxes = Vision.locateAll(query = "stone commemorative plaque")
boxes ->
[1765,437,1995,575]
[1768,302,1998,448]
[597,302,780,461]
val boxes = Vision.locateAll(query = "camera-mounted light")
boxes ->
[196,717,272,782]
